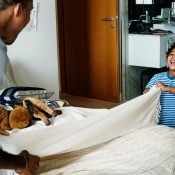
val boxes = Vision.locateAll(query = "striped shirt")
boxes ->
[146,71,175,128]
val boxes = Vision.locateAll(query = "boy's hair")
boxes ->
[166,43,175,58]
[0,0,30,11]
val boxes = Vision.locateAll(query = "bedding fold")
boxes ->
[0,86,161,158]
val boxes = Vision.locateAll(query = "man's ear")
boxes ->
[13,3,23,17]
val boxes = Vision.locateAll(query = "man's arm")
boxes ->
[0,149,40,175]
[0,149,26,171]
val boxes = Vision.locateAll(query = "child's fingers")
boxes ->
[143,89,150,93]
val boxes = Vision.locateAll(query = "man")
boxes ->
[0,0,40,174]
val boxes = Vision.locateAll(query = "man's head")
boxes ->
[0,0,33,45]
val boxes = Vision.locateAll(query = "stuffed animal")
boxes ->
[0,97,62,130]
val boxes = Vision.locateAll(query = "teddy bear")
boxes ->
[0,97,62,130]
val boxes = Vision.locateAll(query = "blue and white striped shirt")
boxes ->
[146,71,175,128]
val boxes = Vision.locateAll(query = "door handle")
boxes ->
[101,17,115,21]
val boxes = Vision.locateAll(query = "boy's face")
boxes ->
[167,48,175,71]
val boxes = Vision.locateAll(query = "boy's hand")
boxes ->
[156,82,167,91]
[143,88,150,94]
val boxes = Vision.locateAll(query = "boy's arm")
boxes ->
[165,86,175,94]
[144,74,160,94]
[157,82,175,94]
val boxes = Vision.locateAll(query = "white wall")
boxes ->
[7,0,59,99]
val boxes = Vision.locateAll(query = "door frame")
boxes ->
[56,0,128,101]
[119,0,128,101]
[56,0,67,93]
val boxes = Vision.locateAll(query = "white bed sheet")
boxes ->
[1,86,161,155]
[1,87,175,175]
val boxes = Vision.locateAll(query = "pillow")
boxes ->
[0,98,69,111]
[0,87,69,110]
[0,86,54,103]
[41,99,70,109]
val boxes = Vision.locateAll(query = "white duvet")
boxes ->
[0,87,175,175]
[38,125,175,175]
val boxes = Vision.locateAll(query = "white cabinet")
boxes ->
[129,34,175,68]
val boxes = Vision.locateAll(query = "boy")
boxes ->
[144,43,175,128]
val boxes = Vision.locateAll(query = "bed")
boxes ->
[0,60,175,175]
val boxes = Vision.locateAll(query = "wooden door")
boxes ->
[57,0,120,102]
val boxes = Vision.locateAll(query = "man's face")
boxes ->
[18,0,33,32]
[3,0,33,45]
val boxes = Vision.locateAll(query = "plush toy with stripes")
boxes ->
[0,97,62,131]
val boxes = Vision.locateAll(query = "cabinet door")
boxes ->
[129,34,172,68]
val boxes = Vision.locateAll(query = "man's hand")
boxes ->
[16,150,40,175]
[0,129,9,136]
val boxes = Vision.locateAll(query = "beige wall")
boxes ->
[7,0,59,98]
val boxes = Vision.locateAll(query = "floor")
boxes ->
[60,92,121,109]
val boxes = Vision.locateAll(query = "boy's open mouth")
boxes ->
[170,60,175,66]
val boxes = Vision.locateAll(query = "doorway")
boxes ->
[57,0,120,103]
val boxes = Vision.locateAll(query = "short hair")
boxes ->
[0,0,30,11]
[166,42,175,58]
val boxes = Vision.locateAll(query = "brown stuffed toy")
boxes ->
[0,97,62,130]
